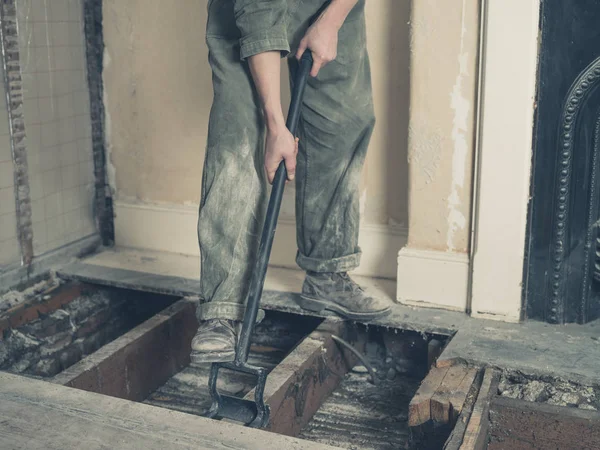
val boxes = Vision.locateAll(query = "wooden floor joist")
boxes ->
[246,319,360,437]
[51,298,197,402]
[459,368,499,450]
[409,364,478,427]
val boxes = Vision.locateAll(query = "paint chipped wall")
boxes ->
[407,0,479,253]
[102,0,410,228]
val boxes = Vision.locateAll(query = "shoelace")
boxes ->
[338,273,364,293]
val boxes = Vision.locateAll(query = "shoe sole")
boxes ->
[190,349,236,364]
[297,295,391,321]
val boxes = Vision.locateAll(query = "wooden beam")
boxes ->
[488,396,600,450]
[245,319,361,437]
[409,366,451,426]
[443,371,483,450]
[51,298,196,402]
[0,372,341,450]
[409,364,478,428]
[431,365,479,423]
[459,368,499,450]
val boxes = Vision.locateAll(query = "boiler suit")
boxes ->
[197,0,375,322]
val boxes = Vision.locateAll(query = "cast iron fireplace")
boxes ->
[525,0,600,324]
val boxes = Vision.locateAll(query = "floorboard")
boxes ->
[0,372,341,450]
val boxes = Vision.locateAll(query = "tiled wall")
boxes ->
[16,0,96,255]
[0,61,21,269]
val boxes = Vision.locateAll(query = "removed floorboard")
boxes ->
[0,372,340,450]
[460,368,499,450]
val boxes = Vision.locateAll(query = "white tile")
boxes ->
[78,159,93,185]
[0,237,21,266]
[57,93,74,118]
[59,141,77,166]
[0,111,9,137]
[0,186,16,216]
[39,145,61,171]
[30,0,50,23]
[44,191,63,218]
[28,173,44,200]
[30,197,45,223]
[41,122,59,147]
[62,185,80,212]
[59,117,76,143]
[32,219,48,248]
[36,71,54,98]
[23,97,40,125]
[67,0,82,23]
[16,0,33,24]
[41,168,61,195]
[54,70,70,96]
[49,0,69,22]
[18,20,34,51]
[75,115,91,139]
[46,214,65,243]
[50,21,69,47]
[0,141,12,163]
[21,72,38,98]
[70,45,85,71]
[27,149,42,175]
[63,208,81,234]
[69,70,86,92]
[68,22,83,45]
[32,21,48,47]
[77,137,93,162]
[73,91,89,116]
[61,163,80,189]
[53,46,72,71]
[0,212,17,242]
[38,97,57,123]
[35,46,52,72]
[0,161,14,189]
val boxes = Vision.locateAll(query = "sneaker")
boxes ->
[297,272,391,321]
[190,319,238,364]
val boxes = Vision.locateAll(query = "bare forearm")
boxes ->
[248,51,284,130]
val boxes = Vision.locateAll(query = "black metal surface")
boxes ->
[525,0,600,324]
[205,51,313,427]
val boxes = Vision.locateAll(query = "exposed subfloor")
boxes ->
[58,247,600,386]
[299,370,419,450]
[144,311,319,416]
[144,350,282,416]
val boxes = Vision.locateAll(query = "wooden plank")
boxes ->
[409,366,451,426]
[443,370,483,450]
[431,365,478,423]
[0,372,340,450]
[488,396,600,450]
[51,298,197,402]
[244,319,361,437]
[460,368,499,450]
[0,283,93,339]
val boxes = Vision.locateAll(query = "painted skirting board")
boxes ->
[396,247,469,311]
[113,200,407,279]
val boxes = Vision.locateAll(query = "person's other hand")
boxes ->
[295,13,339,77]
[265,125,299,184]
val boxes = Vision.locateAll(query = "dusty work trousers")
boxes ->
[197,0,375,322]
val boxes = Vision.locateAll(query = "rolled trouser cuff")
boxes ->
[197,301,265,323]
[296,250,362,273]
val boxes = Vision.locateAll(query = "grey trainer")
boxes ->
[297,272,391,321]
[190,319,238,364]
